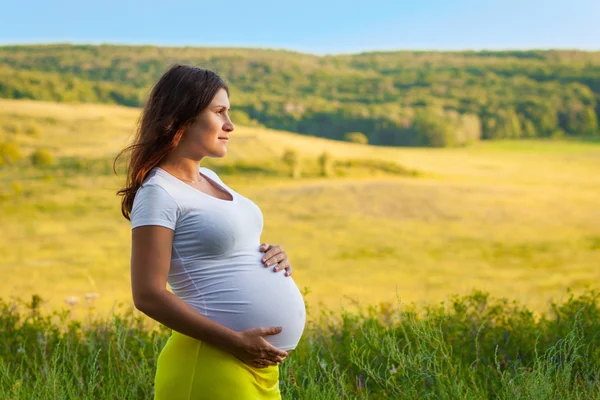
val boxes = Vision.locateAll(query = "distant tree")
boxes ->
[538,105,560,137]
[482,117,498,140]
[282,148,301,178]
[0,142,23,166]
[523,119,537,137]
[413,109,455,147]
[447,111,481,146]
[561,105,599,136]
[460,114,482,145]
[318,151,334,177]
[584,108,599,136]
[30,149,55,166]
[229,110,252,126]
[344,132,369,144]
[508,111,523,138]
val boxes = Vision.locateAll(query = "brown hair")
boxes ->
[113,64,229,220]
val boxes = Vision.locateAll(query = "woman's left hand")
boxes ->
[259,243,293,277]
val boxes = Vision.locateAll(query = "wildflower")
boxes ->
[84,293,99,310]
[358,374,363,389]
[16,344,25,354]
[64,296,79,306]
[319,359,327,369]
[389,364,398,375]
[84,293,99,301]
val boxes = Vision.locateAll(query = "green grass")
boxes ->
[0,98,599,319]
[1,290,599,399]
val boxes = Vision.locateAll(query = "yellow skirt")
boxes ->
[154,330,282,400]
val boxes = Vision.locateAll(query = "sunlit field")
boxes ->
[1,98,599,323]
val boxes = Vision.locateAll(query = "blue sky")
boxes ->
[2,0,599,54]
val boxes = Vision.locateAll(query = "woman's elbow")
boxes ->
[132,289,162,312]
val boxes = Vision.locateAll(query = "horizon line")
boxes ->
[1,40,599,56]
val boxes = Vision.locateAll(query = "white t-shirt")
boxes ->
[130,166,306,350]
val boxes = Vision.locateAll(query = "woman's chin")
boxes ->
[210,148,227,158]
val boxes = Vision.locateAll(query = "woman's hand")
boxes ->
[259,243,293,277]
[229,327,289,368]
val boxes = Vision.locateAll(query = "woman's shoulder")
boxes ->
[135,182,179,208]
[136,169,181,207]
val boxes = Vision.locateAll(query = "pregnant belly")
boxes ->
[174,253,307,351]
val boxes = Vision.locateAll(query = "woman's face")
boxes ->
[180,88,234,159]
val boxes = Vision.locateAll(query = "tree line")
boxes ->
[0,44,598,147]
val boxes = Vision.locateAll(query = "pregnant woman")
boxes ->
[115,64,306,399]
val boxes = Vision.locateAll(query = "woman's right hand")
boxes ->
[229,327,289,368]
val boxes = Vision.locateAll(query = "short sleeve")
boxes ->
[130,184,180,230]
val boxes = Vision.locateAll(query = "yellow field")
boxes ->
[1,99,599,323]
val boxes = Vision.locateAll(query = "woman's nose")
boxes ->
[224,121,235,132]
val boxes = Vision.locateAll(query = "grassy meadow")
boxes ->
[0,98,599,321]
[2,287,599,398]
[1,98,600,398]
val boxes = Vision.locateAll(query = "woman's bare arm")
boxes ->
[131,225,288,366]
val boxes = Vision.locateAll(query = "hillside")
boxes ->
[1,44,599,147]
[1,99,599,319]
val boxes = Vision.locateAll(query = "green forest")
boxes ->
[1,44,599,147]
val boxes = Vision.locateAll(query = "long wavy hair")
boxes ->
[113,64,229,221]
